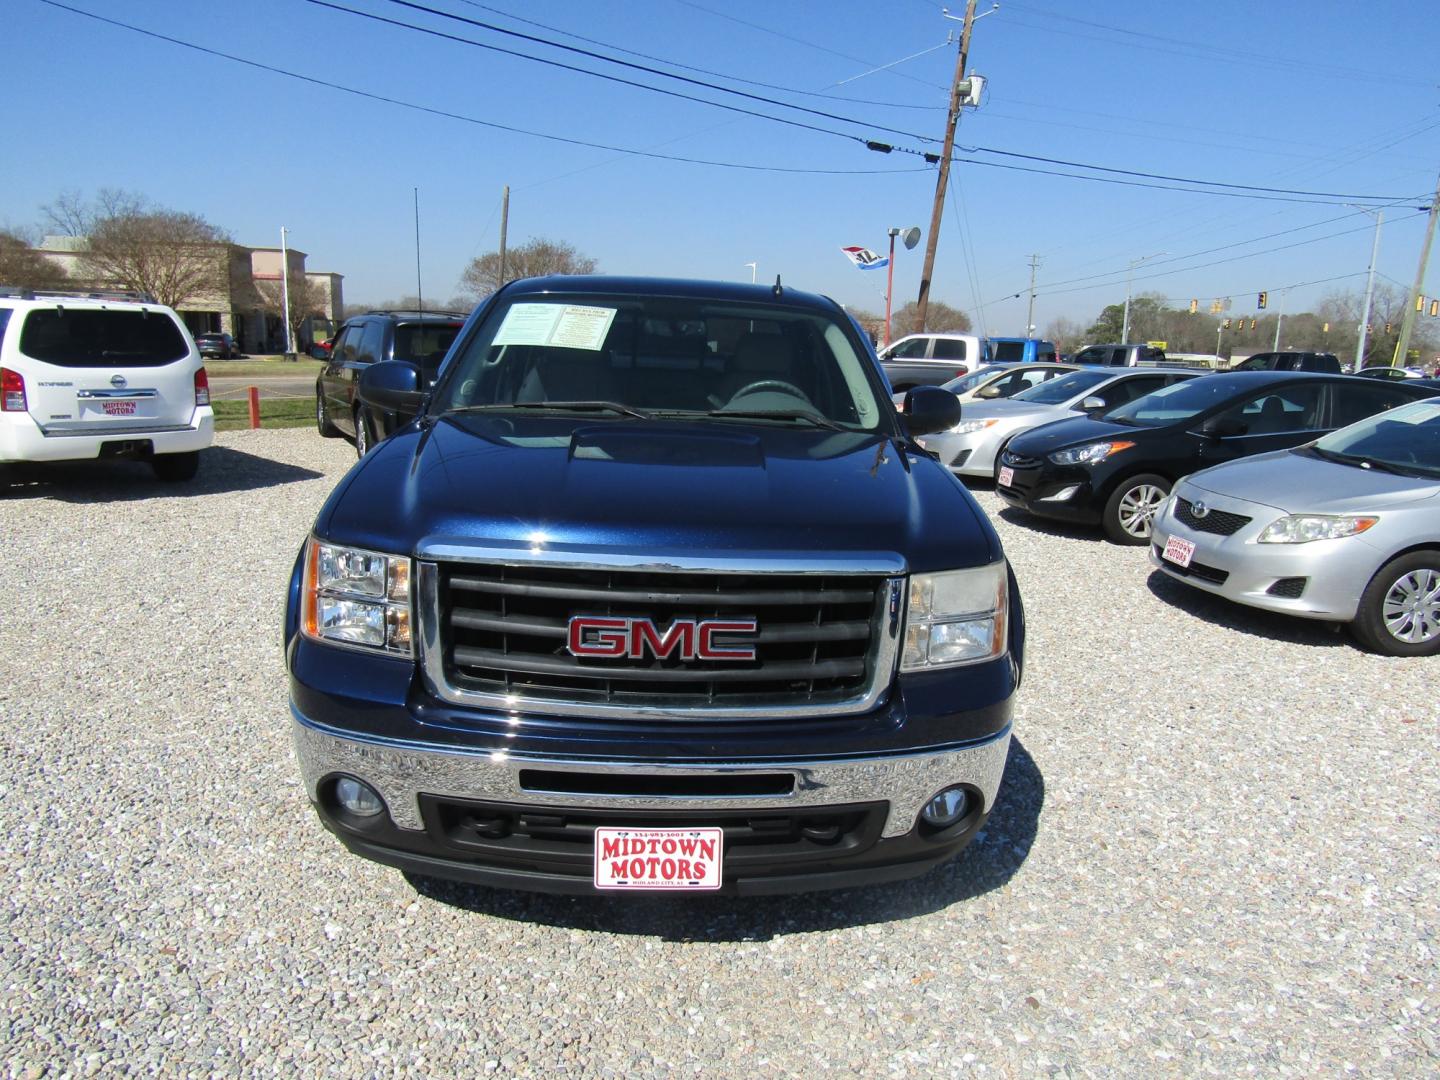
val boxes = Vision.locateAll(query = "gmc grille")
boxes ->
[433,562,894,715]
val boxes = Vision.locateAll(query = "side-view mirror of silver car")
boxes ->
[1080,395,1108,412]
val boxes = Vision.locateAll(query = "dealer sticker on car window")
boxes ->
[1162,535,1196,569]
[593,827,723,891]
[492,303,617,351]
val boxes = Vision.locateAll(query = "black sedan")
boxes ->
[996,371,1436,544]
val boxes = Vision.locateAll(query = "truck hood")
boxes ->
[317,415,1002,573]
[1184,448,1440,513]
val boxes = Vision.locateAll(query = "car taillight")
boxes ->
[1,367,26,412]
[194,367,210,406]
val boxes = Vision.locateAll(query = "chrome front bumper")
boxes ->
[291,706,1012,840]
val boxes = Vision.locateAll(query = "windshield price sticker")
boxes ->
[1163,535,1196,568]
[593,827,723,891]
[493,303,617,352]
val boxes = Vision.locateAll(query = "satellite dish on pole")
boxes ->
[901,226,921,250]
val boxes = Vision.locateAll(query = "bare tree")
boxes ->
[459,238,597,298]
[1041,315,1084,353]
[0,230,70,291]
[257,274,326,351]
[890,300,972,337]
[43,189,232,309]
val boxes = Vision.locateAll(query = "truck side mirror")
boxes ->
[359,361,426,419]
[902,385,961,436]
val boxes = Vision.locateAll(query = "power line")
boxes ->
[455,0,946,111]
[353,0,1423,205]
[34,0,929,177]
[994,213,1428,304]
[358,0,940,142]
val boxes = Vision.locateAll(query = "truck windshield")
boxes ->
[434,295,887,430]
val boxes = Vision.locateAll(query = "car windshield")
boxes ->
[1009,368,1112,405]
[942,365,1012,393]
[1305,399,1440,478]
[1103,376,1236,425]
[434,294,887,430]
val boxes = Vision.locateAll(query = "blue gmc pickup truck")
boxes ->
[285,276,1024,896]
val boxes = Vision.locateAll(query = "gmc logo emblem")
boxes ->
[567,616,758,662]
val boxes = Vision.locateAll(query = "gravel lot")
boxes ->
[2,429,1435,1076]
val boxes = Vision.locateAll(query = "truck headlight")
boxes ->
[301,538,413,654]
[1048,440,1133,466]
[901,562,1008,671]
[1256,515,1378,544]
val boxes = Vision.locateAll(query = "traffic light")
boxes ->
[1322,322,1329,333]
[1222,318,1232,329]
[1418,295,1427,312]
[1385,322,1393,334]
[1250,319,1257,330]
[1431,299,1440,317]
[1189,299,1198,314]
[1257,291,1268,309]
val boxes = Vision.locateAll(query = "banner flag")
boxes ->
[841,246,889,271]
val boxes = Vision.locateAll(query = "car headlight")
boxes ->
[1256,515,1379,544]
[951,418,999,435]
[301,538,413,653]
[1048,440,1134,466]
[901,562,1008,671]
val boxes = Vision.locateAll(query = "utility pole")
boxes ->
[414,187,424,314]
[914,0,977,332]
[1355,208,1383,369]
[1272,288,1286,350]
[1025,254,1040,339]
[279,225,294,357]
[1393,170,1440,369]
[498,184,510,287]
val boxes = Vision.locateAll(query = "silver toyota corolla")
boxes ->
[919,368,1198,478]
[1151,396,1440,655]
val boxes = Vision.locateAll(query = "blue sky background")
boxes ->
[4,0,1438,339]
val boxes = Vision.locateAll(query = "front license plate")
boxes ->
[997,465,1014,487]
[102,401,137,416]
[1163,535,1196,568]
[593,827,723,891]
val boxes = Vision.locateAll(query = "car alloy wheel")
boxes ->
[1381,568,1440,645]
[1352,551,1440,656]
[1103,474,1170,545]
[355,409,371,457]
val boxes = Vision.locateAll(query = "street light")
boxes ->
[1350,206,1383,369]
[1121,251,1167,344]
[744,262,757,284]
[884,225,921,347]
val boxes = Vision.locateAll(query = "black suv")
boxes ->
[315,309,467,456]
[1231,351,1341,374]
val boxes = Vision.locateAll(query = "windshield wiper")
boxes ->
[704,408,846,431]
[1304,445,1424,476]
[447,401,654,420]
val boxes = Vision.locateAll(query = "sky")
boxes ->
[4,0,1439,343]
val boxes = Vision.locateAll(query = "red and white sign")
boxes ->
[567,616,757,661]
[1162,535,1196,568]
[997,466,1014,487]
[593,828,723,890]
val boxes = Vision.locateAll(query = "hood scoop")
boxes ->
[569,425,766,469]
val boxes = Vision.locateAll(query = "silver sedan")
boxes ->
[1151,397,1440,655]
[919,367,1200,478]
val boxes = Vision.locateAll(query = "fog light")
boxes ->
[1038,484,1081,502]
[334,777,385,817]
[920,786,970,828]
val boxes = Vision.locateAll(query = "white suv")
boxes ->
[0,290,213,482]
